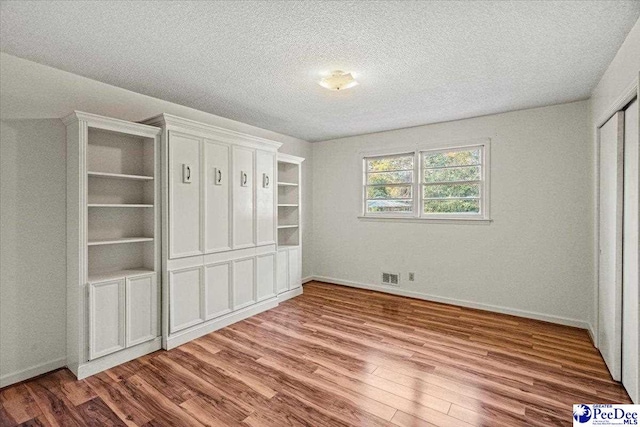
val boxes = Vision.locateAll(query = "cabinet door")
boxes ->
[205,262,231,320]
[257,253,276,301]
[232,147,255,248]
[256,151,275,246]
[233,258,255,309]
[288,247,301,290]
[169,267,204,334]
[126,275,158,347]
[276,249,289,294]
[89,279,125,360]
[169,132,201,258]
[204,140,231,253]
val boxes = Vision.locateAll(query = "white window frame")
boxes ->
[359,138,491,223]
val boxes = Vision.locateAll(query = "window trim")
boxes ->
[359,138,492,223]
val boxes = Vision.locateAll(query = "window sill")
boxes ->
[357,216,493,225]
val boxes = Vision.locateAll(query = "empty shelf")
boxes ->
[88,268,155,283]
[278,204,299,207]
[277,182,298,187]
[88,204,154,208]
[277,224,299,229]
[88,237,154,246]
[88,171,154,181]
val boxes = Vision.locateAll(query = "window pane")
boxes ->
[423,149,480,168]
[424,199,480,214]
[367,185,412,199]
[367,170,413,185]
[424,166,480,183]
[367,200,413,213]
[423,183,480,198]
[367,155,413,172]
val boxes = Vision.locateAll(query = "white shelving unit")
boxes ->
[65,111,162,379]
[276,154,304,301]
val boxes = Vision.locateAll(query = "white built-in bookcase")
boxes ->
[276,154,304,300]
[64,111,162,379]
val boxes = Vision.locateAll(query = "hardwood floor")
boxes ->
[0,281,631,427]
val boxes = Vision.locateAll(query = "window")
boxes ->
[361,141,490,221]
[364,153,414,214]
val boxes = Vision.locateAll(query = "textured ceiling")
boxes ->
[1,1,638,141]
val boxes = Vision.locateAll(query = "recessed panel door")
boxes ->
[232,147,255,248]
[126,274,158,347]
[204,140,231,253]
[169,132,201,258]
[256,151,275,246]
[598,111,624,381]
[89,279,125,360]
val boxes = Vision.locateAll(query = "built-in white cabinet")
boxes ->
[88,279,126,360]
[276,154,305,301]
[257,253,276,301]
[141,114,282,349]
[126,274,159,347]
[205,262,231,319]
[65,111,162,379]
[169,267,204,334]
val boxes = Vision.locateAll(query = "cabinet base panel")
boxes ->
[166,297,279,350]
[277,286,303,303]
[74,337,162,380]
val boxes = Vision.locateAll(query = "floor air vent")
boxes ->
[382,272,400,286]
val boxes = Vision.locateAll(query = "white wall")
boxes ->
[311,100,593,327]
[0,53,313,386]
[0,120,68,386]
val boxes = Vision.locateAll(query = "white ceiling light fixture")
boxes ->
[318,70,359,91]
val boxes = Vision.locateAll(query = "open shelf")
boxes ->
[277,181,298,187]
[88,204,154,208]
[277,224,299,229]
[278,204,299,207]
[88,237,154,246]
[88,171,153,181]
[88,268,155,283]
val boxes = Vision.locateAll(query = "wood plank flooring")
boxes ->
[1,281,631,427]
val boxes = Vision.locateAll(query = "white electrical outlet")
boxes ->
[382,272,400,286]
[409,272,415,281]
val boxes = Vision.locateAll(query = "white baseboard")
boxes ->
[0,357,67,388]
[588,323,598,347]
[311,275,591,330]
[301,276,314,284]
[277,286,303,303]
[76,338,162,380]
[166,297,279,349]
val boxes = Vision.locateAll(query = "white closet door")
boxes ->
[276,249,288,293]
[598,111,624,381]
[256,151,275,246]
[89,279,125,360]
[126,275,158,347]
[205,262,231,320]
[232,147,255,248]
[234,258,255,309]
[623,99,639,403]
[204,140,231,253]
[257,253,276,301]
[169,132,201,258]
[288,247,301,290]
[169,267,204,334]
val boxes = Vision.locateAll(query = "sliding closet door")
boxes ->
[623,98,639,403]
[598,111,624,381]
